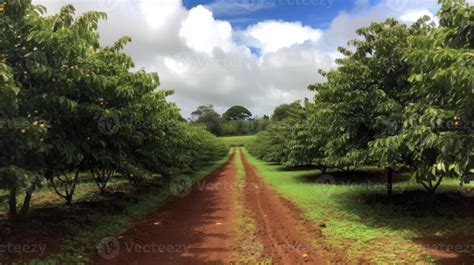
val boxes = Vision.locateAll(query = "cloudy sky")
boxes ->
[35,0,444,117]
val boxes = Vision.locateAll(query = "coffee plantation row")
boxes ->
[0,1,227,222]
[248,0,473,195]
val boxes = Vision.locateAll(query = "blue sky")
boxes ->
[185,0,380,29]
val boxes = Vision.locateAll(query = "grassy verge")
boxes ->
[220,135,256,148]
[232,148,265,263]
[243,148,474,263]
[2,151,232,265]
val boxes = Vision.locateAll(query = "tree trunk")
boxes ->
[65,194,73,206]
[386,167,393,196]
[8,181,38,222]
[8,187,18,222]
[65,170,80,205]
[92,168,113,195]
[18,181,36,218]
[50,170,80,206]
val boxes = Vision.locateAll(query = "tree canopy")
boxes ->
[191,105,268,136]
[223,105,253,121]
[0,0,227,221]
[248,0,474,195]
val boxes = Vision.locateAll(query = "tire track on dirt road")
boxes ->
[94,152,239,265]
[240,148,328,265]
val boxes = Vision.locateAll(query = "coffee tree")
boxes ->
[0,62,49,221]
[251,0,472,195]
[248,101,305,163]
[0,1,52,220]
[1,0,228,221]
[390,0,472,192]
[310,18,434,178]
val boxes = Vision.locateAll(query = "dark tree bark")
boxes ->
[18,181,36,218]
[8,187,18,222]
[50,170,80,205]
[8,180,38,223]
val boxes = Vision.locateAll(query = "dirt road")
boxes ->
[94,149,327,264]
[240,148,327,265]
[94,153,239,265]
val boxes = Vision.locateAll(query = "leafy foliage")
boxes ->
[191,104,269,136]
[249,0,474,194]
[0,1,227,221]
[223,105,252,120]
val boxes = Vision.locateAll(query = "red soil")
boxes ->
[240,148,329,264]
[93,149,333,265]
[94,153,239,265]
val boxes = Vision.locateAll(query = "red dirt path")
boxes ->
[94,153,239,265]
[93,149,331,264]
[240,148,329,265]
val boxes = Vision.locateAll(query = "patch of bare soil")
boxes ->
[239,148,338,264]
[93,153,239,265]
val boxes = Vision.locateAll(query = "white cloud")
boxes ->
[33,0,442,117]
[139,0,183,29]
[179,5,237,55]
[241,21,323,54]
[399,9,435,23]
[205,0,272,16]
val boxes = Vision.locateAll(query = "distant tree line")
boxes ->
[190,105,271,136]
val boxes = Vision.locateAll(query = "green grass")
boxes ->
[3,151,232,265]
[220,135,256,148]
[243,148,474,263]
